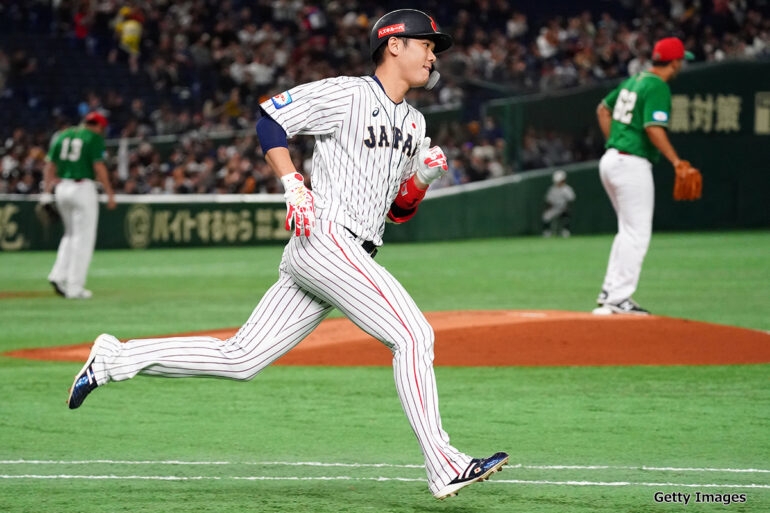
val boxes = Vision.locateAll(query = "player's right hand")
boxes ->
[280,172,315,237]
[416,137,448,186]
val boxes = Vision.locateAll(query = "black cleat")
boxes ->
[66,334,115,409]
[50,280,65,297]
[596,289,608,306]
[605,298,650,315]
[67,364,98,409]
[433,452,509,499]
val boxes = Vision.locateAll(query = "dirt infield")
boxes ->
[6,310,769,366]
[0,291,56,299]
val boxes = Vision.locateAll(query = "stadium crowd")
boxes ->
[0,0,767,195]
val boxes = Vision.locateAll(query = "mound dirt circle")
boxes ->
[5,310,769,366]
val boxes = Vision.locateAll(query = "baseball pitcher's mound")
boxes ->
[5,310,769,366]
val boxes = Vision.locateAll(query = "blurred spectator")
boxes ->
[77,91,105,119]
[1,1,768,195]
[627,52,652,76]
[9,49,38,85]
[0,49,9,94]
[109,6,143,73]
[506,12,528,39]
[72,2,92,53]
[438,77,464,105]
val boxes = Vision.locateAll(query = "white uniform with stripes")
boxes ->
[91,75,471,493]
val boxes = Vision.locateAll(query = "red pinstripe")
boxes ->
[327,223,459,474]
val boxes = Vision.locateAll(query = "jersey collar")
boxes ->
[370,75,404,106]
[640,70,664,82]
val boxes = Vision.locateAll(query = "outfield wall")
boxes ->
[385,155,769,243]
[0,194,289,251]
[1,154,766,251]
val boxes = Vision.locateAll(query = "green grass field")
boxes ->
[1,232,768,512]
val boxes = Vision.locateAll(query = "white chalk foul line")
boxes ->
[0,475,769,489]
[1,460,768,474]
[0,475,423,482]
[0,460,421,468]
[254,461,425,468]
[508,464,770,474]
[493,480,770,489]
[0,460,233,466]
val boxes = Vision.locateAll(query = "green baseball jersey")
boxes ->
[602,71,671,163]
[46,126,106,180]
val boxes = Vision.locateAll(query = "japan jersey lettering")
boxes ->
[260,76,425,246]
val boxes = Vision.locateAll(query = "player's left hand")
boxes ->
[35,199,60,225]
[673,160,702,201]
[416,137,448,186]
[281,172,315,236]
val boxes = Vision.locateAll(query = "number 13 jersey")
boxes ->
[46,127,106,180]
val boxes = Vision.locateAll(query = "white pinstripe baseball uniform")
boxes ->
[87,76,472,494]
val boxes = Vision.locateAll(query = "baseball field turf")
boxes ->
[1,231,768,512]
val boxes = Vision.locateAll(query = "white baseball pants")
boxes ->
[48,179,99,297]
[91,220,471,493]
[542,206,564,223]
[598,148,655,304]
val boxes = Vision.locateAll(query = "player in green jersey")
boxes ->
[592,37,699,315]
[42,112,116,299]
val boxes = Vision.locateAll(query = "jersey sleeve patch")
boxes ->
[271,91,293,109]
[652,110,669,122]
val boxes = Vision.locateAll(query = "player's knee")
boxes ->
[215,342,263,381]
[628,226,652,247]
[392,321,433,350]
[620,222,651,242]
[229,367,260,381]
[412,322,435,353]
[237,371,258,381]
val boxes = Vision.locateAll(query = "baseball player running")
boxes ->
[67,10,507,499]
[593,37,702,315]
[42,112,116,299]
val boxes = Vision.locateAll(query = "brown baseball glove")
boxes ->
[673,160,702,201]
[35,198,61,226]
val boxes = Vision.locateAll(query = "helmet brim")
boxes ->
[408,32,453,54]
